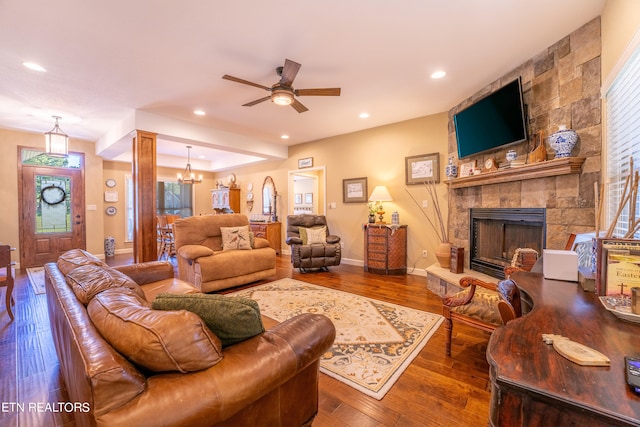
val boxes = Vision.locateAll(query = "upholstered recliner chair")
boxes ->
[286,214,341,272]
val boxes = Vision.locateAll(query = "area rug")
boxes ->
[229,278,443,400]
[26,267,46,295]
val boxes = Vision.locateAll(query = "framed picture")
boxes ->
[294,193,302,204]
[405,153,440,184]
[343,177,368,203]
[305,193,313,204]
[459,160,477,178]
[298,157,313,168]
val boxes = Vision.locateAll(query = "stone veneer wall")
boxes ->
[447,17,602,262]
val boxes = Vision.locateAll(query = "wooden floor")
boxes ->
[0,255,492,427]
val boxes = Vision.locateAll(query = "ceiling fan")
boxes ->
[222,59,341,113]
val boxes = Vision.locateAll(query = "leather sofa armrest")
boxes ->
[286,237,303,246]
[326,235,340,244]
[253,237,271,249]
[99,313,336,426]
[114,261,174,285]
[177,245,215,261]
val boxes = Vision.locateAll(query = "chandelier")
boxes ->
[44,116,69,156]
[177,145,202,184]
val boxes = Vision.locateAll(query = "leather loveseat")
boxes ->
[174,214,276,292]
[45,249,335,427]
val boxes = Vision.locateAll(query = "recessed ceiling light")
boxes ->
[359,112,370,119]
[431,70,446,79]
[280,134,290,140]
[194,109,205,116]
[198,155,206,159]
[23,62,47,72]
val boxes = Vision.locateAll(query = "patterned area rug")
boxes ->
[229,278,443,400]
[26,267,46,295]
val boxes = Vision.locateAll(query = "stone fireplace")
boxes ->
[470,208,545,278]
[446,18,601,268]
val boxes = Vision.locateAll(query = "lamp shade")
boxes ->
[369,186,392,202]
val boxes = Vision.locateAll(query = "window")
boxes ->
[605,41,640,239]
[124,177,194,242]
[157,181,193,217]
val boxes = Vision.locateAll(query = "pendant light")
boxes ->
[44,116,69,156]
[177,145,203,184]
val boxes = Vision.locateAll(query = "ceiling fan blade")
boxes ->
[295,88,341,97]
[279,59,301,87]
[222,74,271,91]
[291,99,308,113]
[243,96,271,107]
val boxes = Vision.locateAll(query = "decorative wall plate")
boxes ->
[105,206,117,216]
[247,191,254,201]
[105,178,117,188]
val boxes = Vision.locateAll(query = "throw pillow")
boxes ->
[299,226,327,245]
[88,288,223,373]
[152,292,265,347]
[220,225,252,250]
[66,264,147,305]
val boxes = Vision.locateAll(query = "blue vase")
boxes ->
[549,125,578,158]
[445,157,458,179]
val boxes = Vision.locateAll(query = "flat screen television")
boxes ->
[454,77,528,159]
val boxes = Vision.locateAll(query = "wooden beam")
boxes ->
[132,131,157,263]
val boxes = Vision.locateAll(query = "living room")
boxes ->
[1,1,640,426]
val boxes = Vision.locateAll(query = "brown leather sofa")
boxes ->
[174,214,276,292]
[44,249,335,427]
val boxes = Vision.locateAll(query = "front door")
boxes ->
[18,147,86,268]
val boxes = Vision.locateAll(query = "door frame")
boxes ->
[17,146,86,268]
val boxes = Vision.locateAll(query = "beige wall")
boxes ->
[0,128,104,265]
[601,0,640,81]
[214,113,450,270]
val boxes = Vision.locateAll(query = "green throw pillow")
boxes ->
[152,293,265,347]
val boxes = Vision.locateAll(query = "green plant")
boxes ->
[367,202,377,215]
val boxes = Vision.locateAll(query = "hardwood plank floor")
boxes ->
[0,255,491,426]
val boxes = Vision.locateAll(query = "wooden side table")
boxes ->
[250,222,281,254]
[363,224,407,275]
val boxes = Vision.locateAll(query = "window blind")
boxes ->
[605,44,640,238]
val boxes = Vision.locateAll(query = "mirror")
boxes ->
[262,176,276,217]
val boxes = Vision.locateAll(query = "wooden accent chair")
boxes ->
[443,277,522,356]
[1,244,16,321]
[156,215,176,260]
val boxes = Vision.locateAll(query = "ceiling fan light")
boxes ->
[272,90,294,106]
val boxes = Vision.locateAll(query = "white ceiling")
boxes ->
[0,0,606,171]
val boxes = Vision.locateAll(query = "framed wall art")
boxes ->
[298,157,313,168]
[294,193,302,204]
[305,193,313,204]
[405,153,440,184]
[343,177,368,203]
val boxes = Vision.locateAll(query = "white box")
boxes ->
[543,249,578,282]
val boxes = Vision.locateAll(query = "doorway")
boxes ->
[18,147,86,268]
[288,166,326,216]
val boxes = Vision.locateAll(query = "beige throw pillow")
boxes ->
[299,226,327,244]
[220,225,252,250]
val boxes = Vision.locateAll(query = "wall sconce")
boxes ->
[369,185,393,223]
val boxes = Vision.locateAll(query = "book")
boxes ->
[606,251,640,296]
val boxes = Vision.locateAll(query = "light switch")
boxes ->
[330,202,337,209]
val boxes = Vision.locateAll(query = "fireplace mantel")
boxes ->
[447,157,585,189]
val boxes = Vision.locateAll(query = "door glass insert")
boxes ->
[36,175,71,233]
[22,148,82,168]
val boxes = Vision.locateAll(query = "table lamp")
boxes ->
[369,186,393,223]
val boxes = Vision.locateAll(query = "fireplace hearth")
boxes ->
[470,208,546,279]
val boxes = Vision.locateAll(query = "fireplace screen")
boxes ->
[470,208,545,278]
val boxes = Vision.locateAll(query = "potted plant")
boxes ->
[406,178,451,268]
[367,202,377,223]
